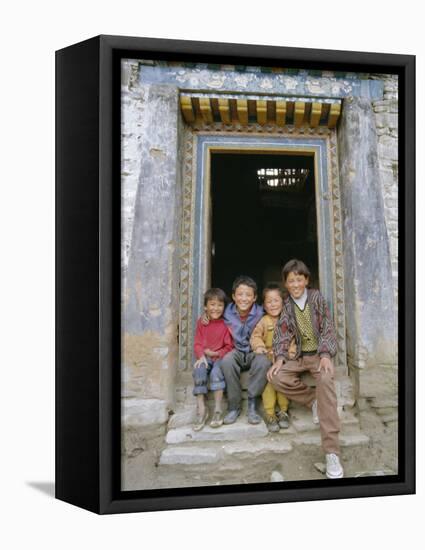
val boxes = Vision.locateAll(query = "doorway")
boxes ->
[210,152,318,298]
[178,131,347,374]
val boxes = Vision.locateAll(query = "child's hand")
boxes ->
[255,347,267,354]
[318,356,334,376]
[194,356,208,368]
[267,360,283,382]
[204,348,219,358]
[201,313,209,326]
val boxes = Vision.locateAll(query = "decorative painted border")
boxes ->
[179,122,347,372]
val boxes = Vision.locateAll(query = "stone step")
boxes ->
[293,432,369,448]
[160,423,369,467]
[167,404,360,444]
[288,404,359,433]
[156,428,373,486]
[159,437,293,466]
[223,437,293,460]
[166,417,268,444]
[160,445,221,465]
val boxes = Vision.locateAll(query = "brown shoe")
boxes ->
[276,410,290,429]
[265,415,280,433]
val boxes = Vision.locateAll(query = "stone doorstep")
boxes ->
[166,418,269,445]
[291,432,369,448]
[166,404,360,444]
[159,437,293,466]
[159,446,221,465]
[170,386,358,430]
[223,438,293,459]
[159,430,369,468]
[167,406,196,429]
[162,417,368,466]
[289,404,359,433]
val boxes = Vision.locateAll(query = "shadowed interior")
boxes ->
[211,152,319,299]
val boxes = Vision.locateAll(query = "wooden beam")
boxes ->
[294,101,305,127]
[310,102,322,128]
[236,99,248,125]
[218,98,231,124]
[328,103,341,128]
[199,98,214,124]
[180,96,195,123]
[275,100,287,126]
[256,100,267,125]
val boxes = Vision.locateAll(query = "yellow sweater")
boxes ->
[250,314,296,360]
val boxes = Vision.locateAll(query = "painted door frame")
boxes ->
[178,125,347,376]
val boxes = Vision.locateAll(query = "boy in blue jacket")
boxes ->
[220,276,270,425]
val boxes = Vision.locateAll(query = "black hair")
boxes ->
[282,259,311,282]
[203,287,228,306]
[231,275,258,296]
[262,283,283,302]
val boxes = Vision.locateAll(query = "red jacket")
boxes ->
[193,318,234,360]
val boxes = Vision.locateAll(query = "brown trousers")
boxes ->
[270,354,340,454]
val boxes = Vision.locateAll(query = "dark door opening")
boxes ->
[210,152,319,299]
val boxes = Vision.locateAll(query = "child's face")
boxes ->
[263,289,283,318]
[284,271,309,299]
[204,298,225,320]
[232,284,256,315]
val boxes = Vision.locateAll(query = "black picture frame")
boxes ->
[56,35,415,514]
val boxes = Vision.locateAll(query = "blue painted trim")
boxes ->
[191,133,335,336]
[139,65,384,100]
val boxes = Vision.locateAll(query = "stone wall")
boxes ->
[121,62,185,461]
[338,96,396,370]
[337,82,398,471]
[121,60,145,282]
[372,75,399,299]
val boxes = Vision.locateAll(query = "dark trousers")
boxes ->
[220,350,270,410]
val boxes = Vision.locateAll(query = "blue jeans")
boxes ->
[192,358,226,395]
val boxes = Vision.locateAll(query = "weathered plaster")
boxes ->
[122,81,183,412]
[138,64,384,100]
[338,96,397,400]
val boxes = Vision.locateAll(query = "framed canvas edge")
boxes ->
[56,35,415,515]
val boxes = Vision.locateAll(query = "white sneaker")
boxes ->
[312,399,319,424]
[326,453,344,479]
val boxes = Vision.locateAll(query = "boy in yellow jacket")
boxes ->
[250,284,296,432]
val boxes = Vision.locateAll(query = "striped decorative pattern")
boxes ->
[180,94,342,128]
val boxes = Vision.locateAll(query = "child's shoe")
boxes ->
[325,453,344,479]
[193,409,208,431]
[223,408,240,424]
[247,397,262,424]
[210,411,223,428]
[276,410,290,429]
[265,415,280,433]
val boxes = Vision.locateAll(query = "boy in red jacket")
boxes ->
[192,288,233,430]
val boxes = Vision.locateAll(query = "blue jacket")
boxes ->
[223,302,264,353]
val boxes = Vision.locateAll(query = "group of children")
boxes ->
[192,258,344,479]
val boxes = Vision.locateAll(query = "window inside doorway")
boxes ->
[210,152,319,298]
